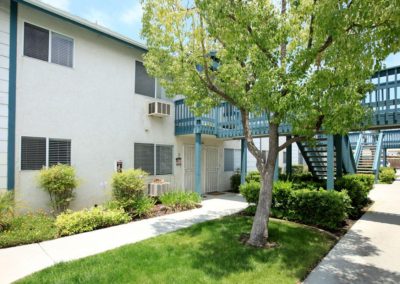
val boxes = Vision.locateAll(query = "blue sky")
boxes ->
[41,0,400,68]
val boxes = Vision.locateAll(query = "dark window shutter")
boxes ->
[24,23,49,61]
[156,145,173,175]
[21,137,46,170]
[135,61,155,97]
[49,139,71,166]
[134,143,155,175]
[224,149,234,171]
[51,32,73,67]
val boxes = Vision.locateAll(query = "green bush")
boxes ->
[230,172,241,192]
[55,206,131,236]
[379,167,396,184]
[111,169,150,216]
[160,191,201,211]
[239,181,260,204]
[335,174,374,218]
[38,165,78,213]
[245,171,261,183]
[0,213,56,248]
[292,165,306,175]
[286,189,351,230]
[130,195,156,218]
[271,181,293,216]
[0,191,14,232]
[112,169,148,201]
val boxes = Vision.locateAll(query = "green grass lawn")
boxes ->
[18,216,335,284]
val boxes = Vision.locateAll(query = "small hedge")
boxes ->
[38,164,78,213]
[230,172,241,192]
[335,174,374,218]
[0,213,56,248]
[379,167,396,184]
[55,206,131,236]
[160,191,201,211]
[246,171,261,183]
[0,191,14,232]
[240,180,351,230]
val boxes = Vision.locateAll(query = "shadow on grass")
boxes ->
[171,216,336,281]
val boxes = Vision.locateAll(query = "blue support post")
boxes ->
[285,135,292,177]
[334,135,343,178]
[240,139,247,184]
[194,132,202,195]
[274,156,279,181]
[383,148,387,167]
[327,135,335,190]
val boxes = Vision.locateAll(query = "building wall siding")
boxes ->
[0,0,10,191]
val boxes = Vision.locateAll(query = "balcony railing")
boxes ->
[175,66,400,138]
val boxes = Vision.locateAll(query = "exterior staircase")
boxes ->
[297,134,357,180]
[357,145,375,174]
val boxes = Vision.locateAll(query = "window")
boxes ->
[156,145,173,175]
[24,23,49,61]
[51,32,73,67]
[134,143,173,175]
[134,143,155,174]
[21,137,46,170]
[135,61,155,97]
[49,139,71,166]
[224,148,241,171]
[24,23,74,67]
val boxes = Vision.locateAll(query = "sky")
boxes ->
[40,0,400,68]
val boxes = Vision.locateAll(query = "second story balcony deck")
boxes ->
[175,66,400,138]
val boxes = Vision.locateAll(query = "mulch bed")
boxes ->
[133,204,202,221]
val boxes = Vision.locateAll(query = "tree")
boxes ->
[142,0,400,247]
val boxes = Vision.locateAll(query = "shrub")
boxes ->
[230,172,241,192]
[0,191,14,231]
[292,172,314,182]
[379,167,396,184]
[130,195,156,218]
[335,174,374,218]
[245,171,261,183]
[38,165,78,213]
[271,181,293,216]
[0,213,56,248]
[160,191,201,211]
[239,181,260,204]
[292,165,306,175]
[287,189,351,230]
[112,169,148,201]
[55,206,131,236]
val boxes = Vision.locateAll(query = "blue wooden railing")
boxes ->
[175,66,400,138]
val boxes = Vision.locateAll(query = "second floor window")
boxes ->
[135,61,155,97]
[24,23,74,68]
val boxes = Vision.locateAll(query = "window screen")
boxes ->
[24,23,49,61]
[21,137,46,170]
[49,139,71,166]
[51,32,73,67]
[134,143,155,174]
[224,149,234,171]
[135,61,155,97]
[156,145,173,175]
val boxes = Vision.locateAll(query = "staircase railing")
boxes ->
[372,132,384,181]
[342,135,357,174]
[354,133,363,167]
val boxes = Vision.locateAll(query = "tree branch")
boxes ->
[278,136,304,152]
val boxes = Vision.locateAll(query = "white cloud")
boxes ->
[40,0,71,11]
[121,2,143,25]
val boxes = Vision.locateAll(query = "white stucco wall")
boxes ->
[0,0,9,191]
[13,5,241,210]
[246,137,305,172]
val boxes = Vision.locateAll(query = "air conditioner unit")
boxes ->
[148,101,171,117]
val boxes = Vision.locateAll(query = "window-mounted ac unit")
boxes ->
[148,101,171,117]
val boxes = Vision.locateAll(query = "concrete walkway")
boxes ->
[305,179,400,284]
[0,193,247,284]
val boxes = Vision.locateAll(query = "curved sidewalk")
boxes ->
[0,193,247,284]
[305,180,400,284]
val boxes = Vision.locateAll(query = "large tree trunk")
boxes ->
[246,123,279,247]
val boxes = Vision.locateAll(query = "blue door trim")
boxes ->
[7,0,17,190]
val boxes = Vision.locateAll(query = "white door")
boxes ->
[204,147,219,193]
[184,145,195,191]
